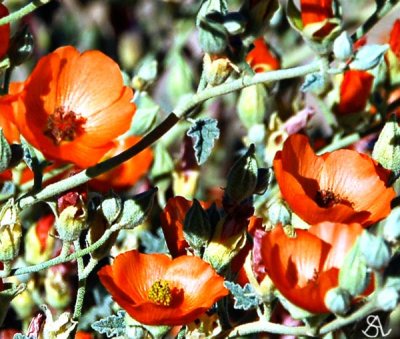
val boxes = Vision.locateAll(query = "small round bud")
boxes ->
[376,287,399,311]
[268,200,291,226]
[0,201,22,261]
[325,287,351,315]
[55,205,87,241]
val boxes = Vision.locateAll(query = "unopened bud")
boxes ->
[268,200,291,226]
[376,287,399,311]
[116,188,157,229]
[325,287,351,315]
[382,207,400,243]
[359,231,391,270]
[333,31,353,61]
[225,144,258,203]
[44,266,72,310]
[56,204,87,241]
[87,211,118,260]
[24,215,56,265]
[0,200,22,261]
[8,26,34,67]
[203,53,234,86]
[372,115,400,173]
[237,84,268,129]
[183,199,211,252]
[41,305,77,339]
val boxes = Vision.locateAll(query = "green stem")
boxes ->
[17,61,320,209]
[216,321,311,338]
[9,223,120,277]
[0,1,53,26]
[319,298,378,335]
[73,240,86,320]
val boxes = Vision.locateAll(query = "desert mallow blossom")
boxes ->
[273,134,395,226]
[12,46,135,168]
[98,250,228,326]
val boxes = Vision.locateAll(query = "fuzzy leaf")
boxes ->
[187,118,220,165]
[224,281,261,310]
[13,335,31,339]
[350,44,389,71]
[139,228,168,254]
[91,311,126,338]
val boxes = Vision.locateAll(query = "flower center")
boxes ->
[315,189,342,208]
[147,279,173,306]
[44,107,86,145]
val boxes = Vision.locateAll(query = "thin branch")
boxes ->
[0,1,53,26]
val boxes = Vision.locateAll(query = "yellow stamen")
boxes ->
[147,279,172,306]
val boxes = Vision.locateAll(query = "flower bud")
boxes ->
[203,219,247,273]
[8,26,34,67]
[41,305,77,339]
[0,129,11,173]
[203,53,234,86]
[10,279,35,320]
[24,214,56,265]
[376,287,399,311]
[56,205,87,241]
[372,115,400,174]
[333,31,353,61]
[86,210,119,260]
[324,287,351,315]
[1,283,26,326]
[116,188,157,230]
[56,190,88,241]
[225,144,258,204]
[382,207,400,243]
[0,200,22,261]
[44,265,72,310]
[359,231,391,270]
[237,84,268,129]
[183,199,212,252]
[268,200,291,226]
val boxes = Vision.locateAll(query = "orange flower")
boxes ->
[273,134,395,226]
[301,0,333,26]
[389,19,400,59]
[300,0,335,37]
[13,46,135,168]
[0,4,10,59]
[246,38,280,73]
[90,136,153,191]
[98,250,228,326]
[260,222,365,313]
[335,70,374,115]
[74,331,93,339]
[0,83,24,143]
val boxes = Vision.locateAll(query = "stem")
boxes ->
[81,257,98,279]
[17,62,320,209]
[319,299,378,335]
[9,223,120,277]
[353,0,400,42]
[73,240,86,320]
[216,321,310,338]
[0,1,53,26]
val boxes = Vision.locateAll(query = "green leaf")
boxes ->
[0,129,11,172]
[224,281,261,310]
[350,44,389,71]
[187,118,220,165]
[91,311,126,338]
[139,228,168,254]
[130,93,159,135]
